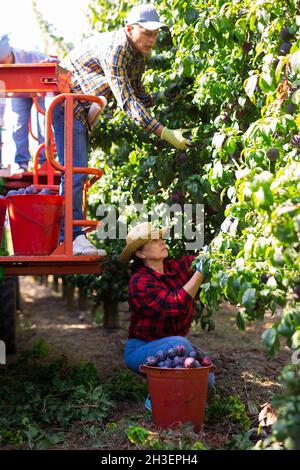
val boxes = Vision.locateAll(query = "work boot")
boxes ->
[14,163,29,174]
[72,235,107,256]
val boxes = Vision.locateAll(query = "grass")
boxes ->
[0,339,260,450]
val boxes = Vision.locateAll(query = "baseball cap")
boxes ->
[125,4,168,31]
[0,34,12,61]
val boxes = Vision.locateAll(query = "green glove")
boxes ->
[161,127,192,150]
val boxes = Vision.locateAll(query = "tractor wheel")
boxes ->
[0,277,17,355]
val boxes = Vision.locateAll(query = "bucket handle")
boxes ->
[7,197,63,233]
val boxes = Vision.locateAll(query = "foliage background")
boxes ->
[83,0,300,448]
[83,0,299,344]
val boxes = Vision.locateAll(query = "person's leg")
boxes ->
[52,103,87,240]
[36,98,46,164]
[11,97,32,166]
[124,336,215,389]
[124,336,215,411]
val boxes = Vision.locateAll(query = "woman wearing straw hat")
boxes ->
[120,222,215,409]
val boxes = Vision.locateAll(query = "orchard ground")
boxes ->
[6,276,291,450]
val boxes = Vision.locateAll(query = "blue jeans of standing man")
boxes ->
[12,97,46,165]
[52,103,88,240]
[124,336,215,389]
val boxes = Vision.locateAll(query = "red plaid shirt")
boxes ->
[128,255,196,341]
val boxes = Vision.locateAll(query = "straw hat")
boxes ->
[120,222,168,262]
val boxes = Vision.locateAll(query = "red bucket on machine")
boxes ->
[0,197,7,244]
[7,194,64,255]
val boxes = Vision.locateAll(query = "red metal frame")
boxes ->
[0,64,106,275]
[0,63,71,97]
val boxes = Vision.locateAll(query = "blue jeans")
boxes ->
[52,103,88,240]
[124,336,215,389]
[12,97,46,165]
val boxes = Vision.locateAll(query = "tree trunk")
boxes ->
[52,275,59,293]
[62,277,67,299]
[103,299,119,329]
[78,288,88,311]
[66,285,75,311]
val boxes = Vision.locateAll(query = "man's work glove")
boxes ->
[87,97,107,130]
[155,84,181,103]
[161,127,191,150]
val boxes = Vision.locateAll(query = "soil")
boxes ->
[9,276,291,450]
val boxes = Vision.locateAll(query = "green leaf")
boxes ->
[236,311,246,330]
[224,136,237,153]
[290,50,300,75]
[244,74,258,103]
[212,133,226,149]
[259,70,276,92]
[127,426,150,445]
[291,331,300,349]
[252,187,273,210]
[275,56,288,81]
[262,328,280,356]
[184,7,199,25]
[241,288,256,313]
[291,89,300,105]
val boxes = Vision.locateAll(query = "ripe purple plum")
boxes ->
[173,356,181,367]
[158,361,166,368]
[39,188,52,195]
[202,356,213,367]
[291,135,300,148]
[188,350,198,359]
[194,360,201,368]
[177,152,187,164]
[280,27,294,42]
[145,356,157,366]
[156,350,167,362]
[165,359,174,368]
[267,148,279,161]
[167,347,177,359]
[278,42,292,56]
[175,345,186,356]
[184,357,196,368]
[25,185,39,195]
[171,191,184,204]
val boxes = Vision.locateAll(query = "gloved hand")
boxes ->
[196,258,205,273]
[196,248,210,275]
[161,127,192,150]
[155,84,181,103]
[87,97,107,130]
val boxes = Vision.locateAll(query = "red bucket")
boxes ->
[0,197,7,244]
[141,365,213,432]
[7,194,64,255]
